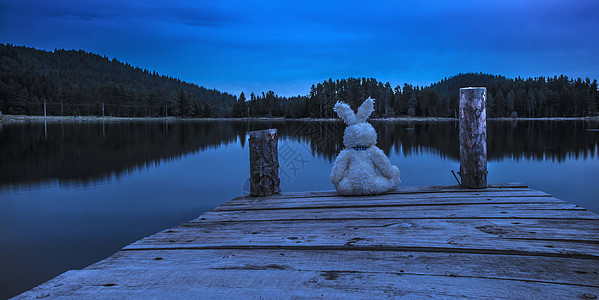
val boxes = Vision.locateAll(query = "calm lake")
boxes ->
[1,119,598,298]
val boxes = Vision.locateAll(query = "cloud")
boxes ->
[158,5,243,28]
[1,0,597,96]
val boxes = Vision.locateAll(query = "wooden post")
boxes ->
[459,87,487,188]
[249,129,280,196]
[44,99,47,117]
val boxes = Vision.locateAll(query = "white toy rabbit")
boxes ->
[330,98,400,195]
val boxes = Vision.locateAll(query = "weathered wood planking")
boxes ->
[237,182,530,200]
[196,202,597,222]
[17,268,596,299]
[15,183,599,299]
[217,193,560,211]
[85,249,599,286]
[123,218,599,258]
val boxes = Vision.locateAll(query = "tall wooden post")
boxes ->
[459,87,487,188]
[249,129,280,196]
[44,100,47,117]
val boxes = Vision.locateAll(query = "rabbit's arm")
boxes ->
[371,147,399,179]
[330,151,350,184]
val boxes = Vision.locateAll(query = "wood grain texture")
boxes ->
[217,195,561,211]
[196,202,596,222]
[16,264,599,299]
[234,182,530,201]
[249,129,280,196]
[84,249,599,286]
[14,184,599,299]
[459,87,487,188]
[124,218,599,257]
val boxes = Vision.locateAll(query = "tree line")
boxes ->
[1,44,597,118]
[293,73,598,118]
[0,44,236,117]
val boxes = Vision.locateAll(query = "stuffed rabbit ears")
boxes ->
[334,97,374,125]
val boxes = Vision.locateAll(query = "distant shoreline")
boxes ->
[1,114,598,124]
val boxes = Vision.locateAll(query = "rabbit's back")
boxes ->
[345,150,378,178]
[335,149,396,195]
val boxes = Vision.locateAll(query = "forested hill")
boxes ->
[0,44,236,117]
[1,44,597,118]
[421,73,598,118]
[285,73,597,118]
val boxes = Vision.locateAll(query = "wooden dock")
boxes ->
[15,183,599,298]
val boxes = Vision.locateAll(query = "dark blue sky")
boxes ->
[1,0,598,96]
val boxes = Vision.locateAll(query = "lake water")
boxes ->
[1,119,598,298]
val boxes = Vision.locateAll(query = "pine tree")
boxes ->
[177,89,191,117]
[203,103,212,117]
[407,92,417,117]
[495,90,506,117]
[486,92,495,117]
[399,84,412,115]
[506,90,516,117]
[590,80,598,115]
[189,101,199,117]
[392,85,401,116]
[527,89,536,118]
[231,92,247,118]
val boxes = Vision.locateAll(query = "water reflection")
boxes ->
[1,120,597,189]
[1,119,598,299]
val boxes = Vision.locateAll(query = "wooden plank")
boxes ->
[238,183,530,200]
[84,249,599,287]
[196,203,598,222]
[183,218,599,240]
[15,184,599,299]
[216,195,564,212]
[16,266,599,299]
[124,218,599,257]
[223,191,556,208]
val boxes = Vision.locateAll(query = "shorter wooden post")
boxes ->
[249,129,280,196]
[459,87,487,188]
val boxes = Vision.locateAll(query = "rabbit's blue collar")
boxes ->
[352,145,369,151]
